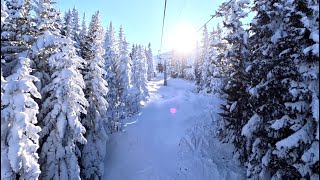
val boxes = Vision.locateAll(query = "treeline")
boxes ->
[194,0,319,179]
[1,0,154,179]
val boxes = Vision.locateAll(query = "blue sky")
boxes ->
[55,0,231,54]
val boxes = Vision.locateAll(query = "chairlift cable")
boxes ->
[196,0,234,32]
[159,0,168,53]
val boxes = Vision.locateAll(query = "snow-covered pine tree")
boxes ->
[170,50,179,78]
[1,2,42,178]
[204,24,228,94]
[215,0,251,164]
[193,41,201,84]
[1,1,8,25]
[171,50,187,78]
[293,0,319,177]
[78,12,90,77]
[146,42,154,81]
[1,0,34,77]
[103,22,120,129]
[62,9,73,37]
[1,0,8,80]
[116,26,132,118]
[194,25,209,91]
[197,24,210,93]
[137,45,149,101]
[71,7,80,39]
[264,0,319,178]
[0,61,10,180]
[1,61,10,180]
[194,46,202,88]
[241,0,319,178]
[1,57,42,179]
[130,44,138,86]
[55,8,64,32]
[0,0,8,97]
[128,44,142,114]
[241,0,290,178]
[70,7,81,54]
[31,0,62,93]
[0,68,5,111]
[0,69,7,178]
[80,13,87,38]
[179,56,188,79]
[31,0,88,179]
[38,35,88,180]
[77,12,89,126]
[126,43,140,115]
[80,11,109,179]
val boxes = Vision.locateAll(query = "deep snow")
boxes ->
[103,74,246,180]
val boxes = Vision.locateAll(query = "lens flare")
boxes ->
[170,108,177,114]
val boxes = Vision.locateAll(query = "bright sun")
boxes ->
[168,23,198,54]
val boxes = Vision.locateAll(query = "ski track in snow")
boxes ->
[103,74,246,180]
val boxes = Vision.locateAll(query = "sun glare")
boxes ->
[168,23,198,54]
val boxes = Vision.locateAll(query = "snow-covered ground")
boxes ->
[103,73,246,180]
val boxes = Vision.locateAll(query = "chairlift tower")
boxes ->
[157,51,167,86]
[164,58,167,86]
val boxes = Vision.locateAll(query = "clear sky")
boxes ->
[55,0,230,54]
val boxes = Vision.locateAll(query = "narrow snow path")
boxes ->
[103,74,245,180]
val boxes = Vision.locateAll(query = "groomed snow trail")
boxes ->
[103,74,246,180]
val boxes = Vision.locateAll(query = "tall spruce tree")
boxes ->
[216,0,251,165]
[146,43,154,81]
[71,7,80,39]
[116,27,131,119]
[194,24,209,90]
[1,1,42,178]
[1,0,34,77]
[193,41,200,84]
[261,0,319,178]
[103,22,120,128]
[31,0,61,93]
[137,45,149,101]
[128,44,142,114]
[70,7,81,54]
[80,11,109,179]
[1,57,42,179]
[241,0,290,178]
[197,25,210,93]
[78,12,90,80]
[38,36,88,179]
[241,0,319,178]
[63,9,73,37]
[32,0,88,179]
[171,50,187,78]
[204,24,227,94]
[80,13,87,38]
[0,0,8,99]
[1,1,8,27]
